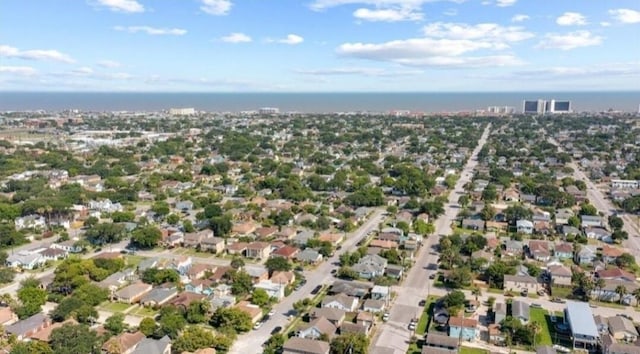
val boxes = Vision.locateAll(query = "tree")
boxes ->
[482,184,497,202]
[632,288,640,307]
[49,323,100,354]
[141,268,180,285]
[182,219,195,233]
[16,278,47,319]
[139,317,157,336]
[229,270,253,296]
[448,267,472,289]
[442,290,466,315]
[458,194,470,209]
[210,307,252,333]
[104,313,127,335]
[252,288,271,307]
[83,216,99,228]
[172,326,216,353]
[480,205,496,221]
[616,253,636,269]
[166,213,180,225]
[85,222,125,245]
[337,266,359,280]
[10,341,53,354]
[608,215,624,230]
[579,203,598,216]
[471,286,482,301]
[265,257,292,273]
[330,333,369,354]
[567,215,580,228]
[0,267,15,284]
[230,256,245,270]
[595,278,606,301]
[131,225,162,249]
[615,285,628,304]
[210,215,232,237]
[151,201,170,216]
[158,306,186,339]
[186,300,211,324]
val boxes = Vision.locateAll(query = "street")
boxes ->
[228,209,386,354]
[371,124,491,354]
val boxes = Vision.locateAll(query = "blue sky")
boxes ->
[1,0,639,92]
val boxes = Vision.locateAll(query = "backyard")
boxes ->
[530,308,553,346]
[416,295,440,335]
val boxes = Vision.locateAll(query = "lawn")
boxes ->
[416,295,439,335]
[407,342,422,354]
[100,302,133,313]
[131,306,158,318]
[459,347,489,354]
[124,255,147,268]
[530,308,553,346]
[551,286,573,299]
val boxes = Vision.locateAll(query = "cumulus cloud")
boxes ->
[0,66,37,76]
[114,26,187,35]
[98,60,121,68]
[72,67,94,75]
[556,12,587,26]
[220,32,252,43]
[0,45,75,63]
[609,9,640,24]
[509,62,640,79]
[536,30,603,50]
[200,0,232,15]
[353,7,423,22]
[95,0,144,13]
[511,14,529,22]
[423,22,534,43]
[271,34,304,45]
[496,0,516,7]
[295,67,424,76]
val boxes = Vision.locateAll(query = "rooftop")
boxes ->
[566,301,598,338]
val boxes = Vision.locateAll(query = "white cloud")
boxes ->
[511,14,529,22]
[72,67,94,75]
[97,60,121,68]
[509,62,640,79]
[114,26,187,35]
[423,22,534,43]
[496,0,516,7]
[200,0,232,15]
[600,22,611,27]
[296,67,423,76]
[220,32,252,43]
[609,9,640,24]
[0,66,37,76]
[95,0,144,13]
[556,12,587,26]
[537,31,603,50]
[0,45,75,63]
[274,34,304,45]
[443,8,457,16]
[353,7,423,22]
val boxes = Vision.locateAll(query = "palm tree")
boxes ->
[528,321,541,348]
[632,288,640,307]
[615,285,628,305]
[595,278,606,301]
[471,286,482,302]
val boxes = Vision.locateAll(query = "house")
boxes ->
[584,227,612,241]
[592,280,638,304]
[131,335,171,354]
[297,316,337,340]
[183,230,213,248]
[282,337,330,354]
[188,263,214,280]
[597,268,636,282]
[424,332,459,351]
[140,287,178,307]
[51,240,83,253]
[329,280,373,298]
[581,215,604,228]
[607,343,640,354]
[255,226,279,240]
[296,249,322,264]
[235,301,263,323]
[494,303,507,324]
[385,264,404,279]
[561,225,581,238]
[601,245,625,264]
[553,242,573,259]
[309,308,346,326]
[575,246,597,265]
[198,237,224,254]
[14,215,47,230]
[340,321,371,336]
[356,311,375,328]
[548,264,572,287]
[352,254,388,279]
[555,209,574,225]
[0,307,18,326]
[226,242,248,256]
[254,280,285,300]
[608,316,639,342]
[512,300,530,324]
[170,292,206,310]
[168,256,192,275]
[461,219,484,231]
[293,230,315,246]
[232,221,258,236]
[322,294,359,312]
[102,331,146,354]
[505,240,523,255]
[272,245,299,260]
[137,257,158,273]
[246,242,271,260]
[5,313,51,341]
[115,282,152,304]
[175,200,194,211]
[516,220,534,234]
[369,239,399,249]
[504,275,538,292]
[363,299,386,313]
[99,269,135,291]
[371,285,390,301]
[270,271,296,285]
[164,232,184,248]
[245,265,269,283]
[565,301,599,351]
[448,317,478,341]
[318,233,344,246]
[528,240,551,261]
[6,251,45,270]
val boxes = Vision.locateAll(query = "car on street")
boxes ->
[618,314,633,320]
[271,326,282,335]
[530,303,542,309]
[268,309,276,316]
[589,303,598,308]
[382,313,390,322]
[419,299,426,306]
[253,321,263,330]
[553,345,571,353]
[408,322,416,330]
[551,297,566,303]
[428,273,436,279]
[311,285,322,295]
[330,269,337,275]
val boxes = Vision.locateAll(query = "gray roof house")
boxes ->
[295,249,322,264]
[494,303,507,324]
[5,313,50,340]
[283,337,330,354]
[322,294,358,312]
[352,254,388,279]
[140,287,178,307]
[512,300,530,323]
[131,335,171,354]
[575,246,597,264]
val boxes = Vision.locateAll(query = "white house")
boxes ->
[14,215,46,230]
[88,199,123,213]
[6,251,45,270]
[254,280,285,300]
[516,220,534,234]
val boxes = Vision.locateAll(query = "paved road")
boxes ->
[549,137,640,256]
[228,209,386,354]
[371,124,492,354]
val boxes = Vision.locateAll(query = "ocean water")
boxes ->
[0,92,638,113]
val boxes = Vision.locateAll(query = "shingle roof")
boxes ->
[283,337,330,354]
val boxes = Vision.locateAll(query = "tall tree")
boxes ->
[49,323,100,354]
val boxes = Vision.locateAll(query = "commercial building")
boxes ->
[169,107,195,115]
[487,106,515,115]
[523,100,546,114]
[565,301,599,351]
[259,107,279,114]
[523,99,572,114]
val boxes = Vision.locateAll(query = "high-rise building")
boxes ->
[522,99,572,114]
[258,107,280,114]
[169,107,195,115]
[487,106,515,114]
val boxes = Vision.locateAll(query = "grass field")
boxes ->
[131,306,158,318]
[416,295,439,335]
[100,302,133,313]
[124,255,147,268]
[551,286,573,299]
[530,308,553,346]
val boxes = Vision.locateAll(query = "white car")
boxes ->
[268,309,276,316]
[253,321,263,330]
[382,313,390,322]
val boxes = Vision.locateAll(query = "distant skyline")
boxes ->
[1,0,639,92]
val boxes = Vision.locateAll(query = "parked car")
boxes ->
[310,285,322,295]
[253,321,263,330]
[271,326,282,335]
[268,309,276,316]
[551,297,566,303]
[382,313,390,322]
[530,303,542,309]
[553,345,571,353]
[428,273,436,279]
